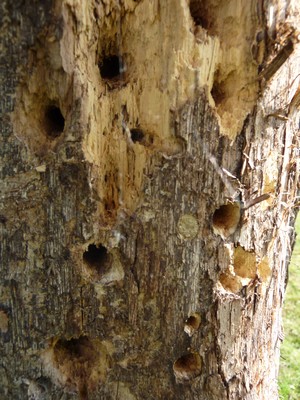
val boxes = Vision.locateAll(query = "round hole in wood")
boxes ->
[184,313,201,337]
[130,128,145,143]
[99,55,122,80]
[83,244,110,274]
[212,201,241,239]
[173,353,202,382]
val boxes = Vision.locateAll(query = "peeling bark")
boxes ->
[0,0,299,399]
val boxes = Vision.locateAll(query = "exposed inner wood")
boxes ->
[1,0,299,399]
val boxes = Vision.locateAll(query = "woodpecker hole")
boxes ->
[218,247,258,293]
[211,71,236,108]
[43,336,110,397]
[99,55,123,80]
[233,246,257,280]
[219,270,243,293]
[55,336,92,359]
[127,127,154,147]
[44,105,65,138]
[212,202,241,239]
[173,353,202,382]
[83,244,111,275]
[189,0,211,29]
[211,80,226,106]
[184,313,201,337]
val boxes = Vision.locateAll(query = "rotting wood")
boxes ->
[0,1,299,399]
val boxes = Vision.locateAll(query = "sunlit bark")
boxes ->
[0,1,299,399]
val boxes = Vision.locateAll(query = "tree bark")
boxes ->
[0,0,299,399]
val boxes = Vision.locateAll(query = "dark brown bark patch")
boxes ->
[42,336,110,397]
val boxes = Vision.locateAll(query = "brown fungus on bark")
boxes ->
[173,353,202,382]
[212,201,241,239]
[184,313,201,337]
[43,105,65,138]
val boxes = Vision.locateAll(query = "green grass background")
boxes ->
[279,214,300,399]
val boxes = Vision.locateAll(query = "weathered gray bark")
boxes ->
[0,1,299,399]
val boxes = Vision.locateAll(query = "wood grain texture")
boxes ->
[0,0,299,399]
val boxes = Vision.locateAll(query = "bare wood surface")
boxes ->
[0,1,299,399]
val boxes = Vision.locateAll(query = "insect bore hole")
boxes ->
[130,128,145,143]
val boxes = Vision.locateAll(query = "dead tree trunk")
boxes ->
[0,1,299,399]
